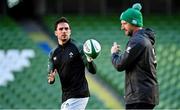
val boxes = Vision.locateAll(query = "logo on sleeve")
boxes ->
[53,56,57,61]
[126,46,131,53]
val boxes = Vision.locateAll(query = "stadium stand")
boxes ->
[43,15,180,109]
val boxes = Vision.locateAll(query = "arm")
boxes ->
[111,40,144,72]
[78,43,97,74]
[73,39,97,74]
[82,54,97,74]
[47,50,56,84]
[48,70,57,84]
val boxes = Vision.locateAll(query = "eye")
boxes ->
[59,27,69,31]
[59,28,63,31]
[65,27,69,30]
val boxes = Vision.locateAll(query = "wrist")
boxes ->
[48,78,55,84]
[87,56,93,62]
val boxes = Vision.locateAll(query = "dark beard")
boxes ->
[127,30,133,36]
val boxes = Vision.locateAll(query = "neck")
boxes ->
[58,40,63,45]
[58,39,70,46]
[133,27,142,34]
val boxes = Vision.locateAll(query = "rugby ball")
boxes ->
[83,39,101,59]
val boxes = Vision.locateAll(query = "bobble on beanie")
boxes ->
[120,3,143,27]
[132,3,142,11]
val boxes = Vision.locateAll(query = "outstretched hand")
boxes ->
[48,69,57,83]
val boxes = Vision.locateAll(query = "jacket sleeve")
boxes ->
[78,43,97,74]
[73,40,97,74]
[111,39,145,72]
[47,50,55,84]
[82,53,97,74]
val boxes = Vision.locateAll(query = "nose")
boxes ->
[62,28,67,32]
[121,25,124,30]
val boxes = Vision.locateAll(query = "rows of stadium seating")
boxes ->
[0,16,106,109]
[146,16,180,109]
[43,15,180,109]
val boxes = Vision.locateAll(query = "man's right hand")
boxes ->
[111,42,120,54]
[48,69,57,84]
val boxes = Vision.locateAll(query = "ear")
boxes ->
[69,29,71,35]
[54,31,58,36]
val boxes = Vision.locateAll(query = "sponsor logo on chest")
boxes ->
[69,52,74,58]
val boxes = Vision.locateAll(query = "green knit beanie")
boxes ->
[120,3,143,27]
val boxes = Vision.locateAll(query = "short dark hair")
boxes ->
[54,17,70,31]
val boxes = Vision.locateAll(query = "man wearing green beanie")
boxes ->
[111,3,159,109]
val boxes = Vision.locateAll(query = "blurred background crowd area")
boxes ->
[1,0,180,17]
[0,0,180,109]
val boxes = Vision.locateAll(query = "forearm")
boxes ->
[111,53,126,72]
[86,61,97,74]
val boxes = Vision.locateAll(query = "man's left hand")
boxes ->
[86,55,93,62]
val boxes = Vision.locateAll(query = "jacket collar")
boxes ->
[58,39,71,48]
